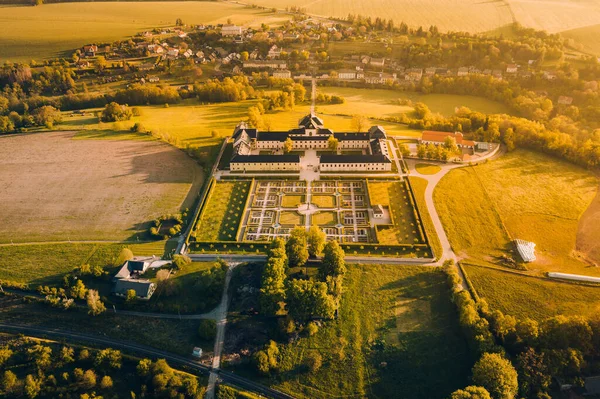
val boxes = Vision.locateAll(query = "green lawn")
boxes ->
[146,261,223,314]
[232,264,470,398]
[0,243,97,286]
[311,195,336,208]
[409,177,443,260]
[311,211,337,226]
[0,242,172,288]
[415,163,442,175]
[0,295,206,356]
[319,87,512,117]
[279,211,303,226]
[194,181,250,242]
[62,99,424,143]
[368,180,424,246]
[463,264,600,321]
[435,150,598,275]
[281,195,304,208]
[0,2,275,62]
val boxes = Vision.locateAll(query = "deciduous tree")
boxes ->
[472,353,518,399]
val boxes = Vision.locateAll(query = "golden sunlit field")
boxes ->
[0,2,279,61]
[435,150,598,276]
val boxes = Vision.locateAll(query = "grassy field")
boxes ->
[247,0,513,33]
[415,163,442,175]
[563,24,600,55]
[435,150,598,275]
[409,177,443,260]
[281,195,304,208]
[506,0,600,34]
[227,264,470,398]
[0,2,277,62]
[194,181,250,241]
[464,263,600,321]
[320,87,512,117]
[311,195,336,208]
[368,180,424,246]
[63,99,423,142]
[311,211,337,226]
[146,261,222,313]
[0,131,200,243]
[0,241,171,287]
[0,294,206,355]
[279,211,303,226]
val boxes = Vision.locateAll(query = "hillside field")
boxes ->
[463,264,600,321]
[0,131,201,243]
[0,2,277,62]
[434,149,598,275]
[59,99,424,142]
[319,87,512,117]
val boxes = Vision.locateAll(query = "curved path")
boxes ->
[405,144,504,287]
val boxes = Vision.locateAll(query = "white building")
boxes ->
[221,24,242,36]
[272,70,292,79]
[229,114,392,172]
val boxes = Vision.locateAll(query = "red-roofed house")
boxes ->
[419,131,475,149]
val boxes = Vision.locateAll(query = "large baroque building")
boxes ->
[229,113,392,172]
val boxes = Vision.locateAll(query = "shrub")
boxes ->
[100,102,132,122]
[304,352,322,373]
[198,319,217,340]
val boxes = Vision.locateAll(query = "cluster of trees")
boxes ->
[136,358,203,398]
[446,264,600,399]
[195,76,256,103]
[100,102,132,122]
[259,227,345,322]
[314,92,345,105]
[416,136,460,161]
[0,339,126,399]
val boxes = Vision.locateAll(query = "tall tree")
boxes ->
[351,114,368,132]
[472,353,518,399]
[259,256,287,316]
[307,225,326,257]
[319,240,345,280]
[286,227,308,267]
[450,386,492,399]
[283,137,293,153]
[286,279,335,320]
[327,135,339,151]
[86,289,106,316]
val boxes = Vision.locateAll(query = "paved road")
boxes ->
[0,323,293,399]
[406,144,504,287]
[205,262,239,399]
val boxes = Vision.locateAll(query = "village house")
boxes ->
[82,44,98,57]
[425,67,437,76]
[147,75,160,83]
[370,57,385,68]
[457,67,469,77]
[506,64,518,74]
[405,68,423,82]
[543,71,557,80]
[558,96,573,105]
[243,60,288,69]
[111,257,167,300]
[419,130,475,149]
[338,69,357,80]
[221,24,242,36]
[267,45,283,59]
[272,70,292,79]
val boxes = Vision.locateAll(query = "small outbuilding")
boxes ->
[514,239,536,262]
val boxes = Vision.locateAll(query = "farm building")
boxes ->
[113,278,156,300]
[272,70,291,79]
[514,239,536,262]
